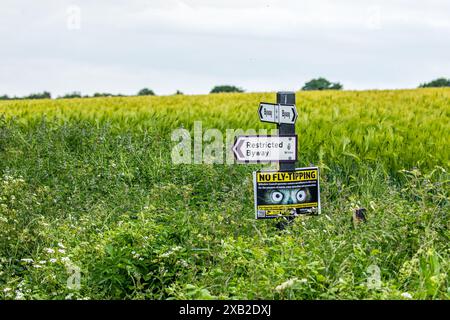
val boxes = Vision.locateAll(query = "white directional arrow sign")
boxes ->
[232,135,297,163]
[258,103,298,124]
[258,103,276,123]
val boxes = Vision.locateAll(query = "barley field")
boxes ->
[0,88,449,299]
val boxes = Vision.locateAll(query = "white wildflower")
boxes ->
[179,259,189,268]
[275,278,299,292]
[61,257,70,262]
[401,292,413,299]
[33,264,42,268]
[58,249,66,254]
[58,242,65,249]
[3,287,12,293]
[39,260,47,264]
[46,248,55,254]
[20,258,34,264]
[49,258,57,263]
[160,246,183,258]
[15,290,24,300]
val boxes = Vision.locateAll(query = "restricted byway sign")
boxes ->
[258,103,298,124]
[232,135,297,163]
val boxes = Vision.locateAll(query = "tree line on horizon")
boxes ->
[1,77,449,100]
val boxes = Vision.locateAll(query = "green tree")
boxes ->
[138,88,155,96]
[24,91,52,99]
[302,78,343,91]
[93,93,113,97]
[58,92,82,99]
[210,85,244,94]
[419,78,450,88]
[92,93,126,98]
[0,95,10,100]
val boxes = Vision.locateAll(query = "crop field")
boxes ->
[0,88,449,299]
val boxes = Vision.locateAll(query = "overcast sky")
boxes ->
[1,0,449,96]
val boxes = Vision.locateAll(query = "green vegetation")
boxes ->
[419,78,450,88]
[23,91,52,100]
[0,92,52,100]
[93,93,126,98]
[58,92,83,99]
[302,78,343,91]
[210,85,244,94]
[0,89,448,300]
[137,88,155,96]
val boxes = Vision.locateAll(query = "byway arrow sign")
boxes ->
[258,103,298,124]
[232,135,297,163]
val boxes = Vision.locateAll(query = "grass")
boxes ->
[0,88,448,299]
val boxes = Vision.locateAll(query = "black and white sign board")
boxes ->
[253,167,321,219]
[230,92,321,221]
[258,103,298,125]
[232,135,297,163]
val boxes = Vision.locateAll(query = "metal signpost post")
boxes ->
[276,92,296,227]
[277,92,296,172]
[232,91,321,223]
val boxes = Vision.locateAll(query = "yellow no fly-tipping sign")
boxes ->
[256,169,317,183]
[253,167,320,219]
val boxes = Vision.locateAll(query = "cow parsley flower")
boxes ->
[275,278,298,292]
[15,290,24,300]
[20,258,34,264]
[401,292,412,299]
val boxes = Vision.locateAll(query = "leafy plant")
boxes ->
[0,88,448,299]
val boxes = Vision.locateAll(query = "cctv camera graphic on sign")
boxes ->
[261,188,313,205]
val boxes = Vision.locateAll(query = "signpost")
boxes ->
[232,135,297,163]
[232,91,321,220]
[258,103,298,125]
